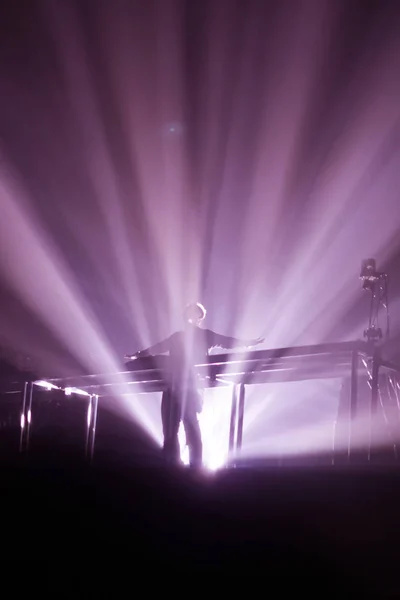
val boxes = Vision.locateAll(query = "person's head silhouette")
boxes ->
[183,302,206,327]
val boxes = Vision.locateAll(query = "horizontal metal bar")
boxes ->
[37,341,373,385]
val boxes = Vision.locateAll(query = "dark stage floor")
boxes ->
[1,456,400,595]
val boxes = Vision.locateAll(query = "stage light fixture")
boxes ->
[360,258,389,342]
[360,258,379,282]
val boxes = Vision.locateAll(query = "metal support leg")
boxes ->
[392,378,400,448]
[333,379,346,466]
[85,396,91,460]
[389,376,400,412]
[19,381,33,454]
[389,376,400,447]
[378,380,398,461]
[368,352,380,461]
[89,395,99,463]
[228,385,238,455]
[348,351,358,461]
[228,384,245,466]
[85,395,99,463]
[237,384,246,452]
[19,382,28,453]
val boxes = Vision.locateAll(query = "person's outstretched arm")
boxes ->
[206,330,264,351]
[124,336,172,360]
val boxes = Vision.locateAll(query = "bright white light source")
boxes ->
[34,380,58,391]
[64,387,90,397]
[180,442,190,466]
[199,388,231,471]
[20,414,25,429]
[87,402,92,427]
[205,452,227,471]
[27,409,31,424]
[177,388,231,471]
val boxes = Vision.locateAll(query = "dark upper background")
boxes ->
[0,0,399,377]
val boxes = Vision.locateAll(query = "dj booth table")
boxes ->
[1,340,399,464]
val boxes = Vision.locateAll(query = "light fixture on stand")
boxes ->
[360,258,389,344]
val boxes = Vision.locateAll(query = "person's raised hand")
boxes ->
[124,352,140,360]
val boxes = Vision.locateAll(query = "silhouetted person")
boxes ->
[125,303,263,468]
